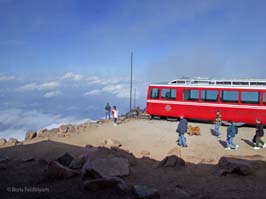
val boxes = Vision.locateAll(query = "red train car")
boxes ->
[146,79,266,125]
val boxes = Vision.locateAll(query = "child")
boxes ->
[214,110,222,138]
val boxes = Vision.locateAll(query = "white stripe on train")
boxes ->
[146,99,266,110]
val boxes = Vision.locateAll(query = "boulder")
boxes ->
[69,154,87,169]
[38,129,48,137]
[7,138,19,145]
[103,138,122,148]
[25,131,37,140]
[0,138,7,145]
[56,152,74,167]
[82,157,129,179]
[46,161,79,179]
[59,124,76,134]
[83,177,127,191]
[157,155,186,168]
[133,185,160,199]
[217,156,257,176]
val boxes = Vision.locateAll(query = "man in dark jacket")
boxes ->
[105,103,111,120]
[176,116,188,147]
[225,121,239,150]
[253,118,266,150]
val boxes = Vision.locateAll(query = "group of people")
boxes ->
[104,102,119,126]
[176,110,266,150]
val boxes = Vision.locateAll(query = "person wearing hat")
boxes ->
[253,118,266,150]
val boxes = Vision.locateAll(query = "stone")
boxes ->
[133,185,160,198]
[82,157,129,178]
[157,155,186,168]
[57,152,74,167]
[217,156,255,176]
[59,124,76,134]
[46,161,79,179]
[0,138,7,145]
[103,138,122,148]
[38,129,48,137]
[25,131,37,140]
[140,150,151,156]
[69,154,87,169]
[83,177,126,191]
[7,138,19,145]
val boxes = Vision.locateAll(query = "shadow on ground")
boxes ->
[0,140,266,199]
[241,138,255,147]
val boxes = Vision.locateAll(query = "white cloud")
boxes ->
[86,76,105,85]
[0,108,93,140]
[62,72,83,81]
[18,81,60,91]
[84,84,130,98]
[44,90,62,98]
[84,89,102,96]
[0,74,15,81]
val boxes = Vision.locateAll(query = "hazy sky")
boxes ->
[1,0,266,80]
[1,0,266,139]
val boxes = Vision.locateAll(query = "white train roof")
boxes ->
[168,78,266,87]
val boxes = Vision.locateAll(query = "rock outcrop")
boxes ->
[45,161,79,179]
[25,131,37,140]
[82,157,129,179]
[0,138,7,146]
[217,156,264,176]
[157,155,186,168]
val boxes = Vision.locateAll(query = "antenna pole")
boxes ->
[130,52,133,115]
[134,88,136,108]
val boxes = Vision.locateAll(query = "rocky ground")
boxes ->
[1,118,266,199]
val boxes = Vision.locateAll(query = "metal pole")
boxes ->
[130,52,133,114]
[134,88,136,108]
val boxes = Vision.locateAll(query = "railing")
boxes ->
[168,79,266,86]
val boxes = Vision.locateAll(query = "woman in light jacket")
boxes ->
[112,106,119,126]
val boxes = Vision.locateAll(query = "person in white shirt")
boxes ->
[112,106,119,126]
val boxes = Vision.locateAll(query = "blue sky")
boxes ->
[1,0,266,139]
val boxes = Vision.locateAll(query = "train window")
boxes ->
[183,89,199,101]
[201,90,218,102]
[241,91,260,104]
[221,90,238,103]
[161,88,176,100]
[263,92,266,104]
[150,88,159,99]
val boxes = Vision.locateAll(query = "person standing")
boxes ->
[225,121,239,150]
[176,116,188,147]
[214,110,222,138]
[112,106,119,126]
[253,118,266,150]
[105,103,111,120]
